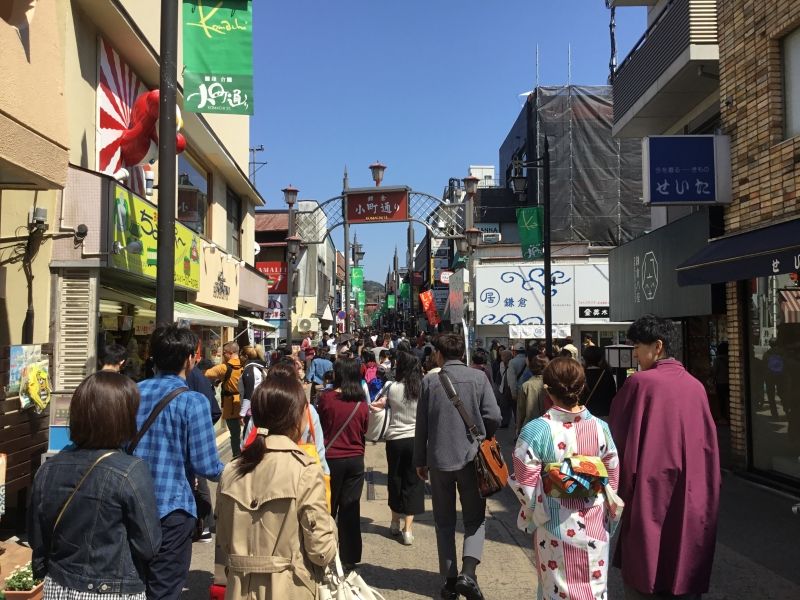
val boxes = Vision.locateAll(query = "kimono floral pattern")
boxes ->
[510,406,620,600]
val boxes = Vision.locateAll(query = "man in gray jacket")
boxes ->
[414,334,502,600]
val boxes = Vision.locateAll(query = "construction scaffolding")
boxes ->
[499,85,648,246]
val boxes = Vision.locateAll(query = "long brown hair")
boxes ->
[235,374,307,477]
[542,357,585,407]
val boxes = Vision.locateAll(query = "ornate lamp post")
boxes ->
[369,161,386,187]
[282,185,299,345]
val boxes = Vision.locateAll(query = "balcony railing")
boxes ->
[613,0,718,124]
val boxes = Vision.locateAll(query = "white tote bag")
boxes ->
[317,555,386,600]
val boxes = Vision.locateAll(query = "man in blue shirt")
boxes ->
[135,326,224,600]
[306,353,333,405]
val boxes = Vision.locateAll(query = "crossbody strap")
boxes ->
[128,386,189,454]
[53,451,116,533]
[324,401,361,452]
[438,371,481,440]
[584,371,605,407]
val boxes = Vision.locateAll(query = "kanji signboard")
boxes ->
[643,135,731,205]
[345,187,409,223]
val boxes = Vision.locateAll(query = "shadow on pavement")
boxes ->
[181,569,213,600]
[356,564,442,598]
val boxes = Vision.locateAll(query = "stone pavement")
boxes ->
[183,427,800,599]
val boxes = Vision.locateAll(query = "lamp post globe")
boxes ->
[369,161,386,187]
[462,175,480,198]
[465,227,482,249]
[282,185,299,208]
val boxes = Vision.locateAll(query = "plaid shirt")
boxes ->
[135,374,224,518]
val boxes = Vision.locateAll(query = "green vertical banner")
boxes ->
[183,0,253,115]
[357,290,366,312]
[517,206,544,260]
[399,282,410,300]
[387,294,396,309]
[350,267,364,292]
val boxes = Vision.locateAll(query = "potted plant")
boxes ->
[3,563,43,600]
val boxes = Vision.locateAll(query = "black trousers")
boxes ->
[194,477,214,532]
[385,437,425,516]
[328,455,365,565]
[146,510,196,600]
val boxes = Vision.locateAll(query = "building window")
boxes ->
[747,275,800,482]
[226,187,242,257]
[784,27,800,140]
[178,154,210,235]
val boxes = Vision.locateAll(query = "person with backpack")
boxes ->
[238,346,268,428]
[305,349,333,406]
[204,342,243,458]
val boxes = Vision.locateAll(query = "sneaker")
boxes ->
[197,530,213,543]
[455,574,484,600]
[401,530,414,546]
[390,519,402,536]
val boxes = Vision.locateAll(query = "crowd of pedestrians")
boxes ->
[28,315,722,600]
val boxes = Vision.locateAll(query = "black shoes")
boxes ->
[455,574,484,600]
[439,586,458,600]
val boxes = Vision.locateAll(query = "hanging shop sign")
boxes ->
[517,206,544,260]
[182,0,254,115]
[387,294,396,309]
[345,187,410,223]
[350,266,364,292]
[264,295,288,320]
[111,185,200,290]
[643,135,731,205]
[474,263,610,326]
[448,270,465,323]
[399,281,411,300]
[439,270,454,285]
[419,290,441,326]
[256,261,288,294]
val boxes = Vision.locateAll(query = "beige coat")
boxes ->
[215,435,338,600]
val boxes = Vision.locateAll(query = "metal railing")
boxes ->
[612,0,718,123]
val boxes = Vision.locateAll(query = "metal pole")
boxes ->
[286,205,294,345]
[407,220,414,335]
[543,137,553,357]
[156,0,178,326]
[343,170,351,334]
[394,248,399,332]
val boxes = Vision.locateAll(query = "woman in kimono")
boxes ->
[510,357,623,600]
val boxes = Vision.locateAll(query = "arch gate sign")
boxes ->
[292,185,469,331]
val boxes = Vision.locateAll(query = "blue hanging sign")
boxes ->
[643,135,731,205]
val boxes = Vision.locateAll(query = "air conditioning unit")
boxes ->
[298,318,318,332]
[482,232,501,244]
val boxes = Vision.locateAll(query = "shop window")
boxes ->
[178,153,210,235]
[748,274,800,482]
[226,187,242,257]
[784,27,800,140]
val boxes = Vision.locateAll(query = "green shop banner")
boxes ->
[387,294,396,309]
[517,206,544,260]
[183,0,253,115]
[350,267,364,292]
[357,290,366,312]
[399,282,410,300]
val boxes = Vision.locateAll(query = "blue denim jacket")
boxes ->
[28,448,162,594]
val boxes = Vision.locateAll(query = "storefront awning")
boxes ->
[238,314,276,331]
[780,290,800,324]
[677,218,800,286]
[171,301,238,328]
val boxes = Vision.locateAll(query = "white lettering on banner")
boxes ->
[187,81,249,111]
[794,254,800,271]
[773,259,781,274]
[475,264,610,325]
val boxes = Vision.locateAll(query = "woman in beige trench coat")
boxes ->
[216,373,338,600]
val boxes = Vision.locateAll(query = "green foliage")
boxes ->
[3,563,41,592]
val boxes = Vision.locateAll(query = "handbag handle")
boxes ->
[438,371,481,441]
[324,401,361,452]
[583,370,605,407]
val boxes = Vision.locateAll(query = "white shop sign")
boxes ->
[475,223,500,234]
[475,263,609,326]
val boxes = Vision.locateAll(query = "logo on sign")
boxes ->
[642,251,658,300]
[439,270,453,285]
[213,272,230,300]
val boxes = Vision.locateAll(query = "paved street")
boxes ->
[184,427,800,600]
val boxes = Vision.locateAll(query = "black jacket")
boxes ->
[28,448,162,594]
[186,366,222,424]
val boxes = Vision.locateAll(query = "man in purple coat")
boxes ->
[609,315,720,599]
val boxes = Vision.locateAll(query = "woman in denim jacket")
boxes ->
[28,372,162,599]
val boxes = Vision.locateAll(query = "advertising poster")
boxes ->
[7,345,42,395]
[183,0,253,115]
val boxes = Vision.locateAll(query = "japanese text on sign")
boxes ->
[346,188,409,224]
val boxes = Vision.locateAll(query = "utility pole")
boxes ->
[343,167,351,333]
[156,0,178,326]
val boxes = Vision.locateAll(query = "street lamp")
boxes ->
[463,174,479,198]
[369,161,386,187]
[510,137,552,356]
[282,185,299,346]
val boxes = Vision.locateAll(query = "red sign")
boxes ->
[419,290,441,326]
[256,261,288,294]
[345,188,409,224]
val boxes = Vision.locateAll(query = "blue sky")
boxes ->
[251,0,646,282]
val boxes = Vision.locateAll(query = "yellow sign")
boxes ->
[112,185,200,290]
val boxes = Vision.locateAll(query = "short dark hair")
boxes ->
[236,374,307,477]
[627,314,675,356]
[333,357,364,402]
[101,344,127,367]
[471,351,487,365]
[149,325,198,373]
[528,354,550,376]
[543,357,585,407]
[70,371,139,448]
[582,345,604,367]
[433,333,465,362]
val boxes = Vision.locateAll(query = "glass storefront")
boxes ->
[748,274,800,481]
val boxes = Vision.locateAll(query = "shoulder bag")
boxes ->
[583,370,605,407]
[297,406,332,510]
[317,554,386,600]
[366,382,392,442]
[324,401,362,453]
[438,371,508,498]
[128,386,189,454]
